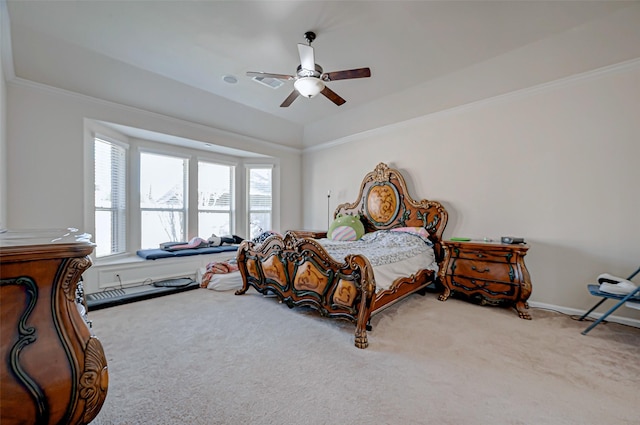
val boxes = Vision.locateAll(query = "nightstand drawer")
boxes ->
[449,259,514,282]
[448,276,517,298]
[452,249,515,263]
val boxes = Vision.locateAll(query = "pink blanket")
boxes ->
[200,261,239,288]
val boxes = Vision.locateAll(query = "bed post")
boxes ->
[347,254,376,349]
[235,240,251,295]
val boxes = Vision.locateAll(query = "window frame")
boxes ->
[138,149,190,249]
[245,164,275,239]
[196,159,235,239]
[93,135,129,258]
[85,121,279,263]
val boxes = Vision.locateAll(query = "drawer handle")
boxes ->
[471,265,490,273]
[476,254,484,258]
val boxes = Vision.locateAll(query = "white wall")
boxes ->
[6,80,302,232]
[303,2,640,147]
[302,60,640,322]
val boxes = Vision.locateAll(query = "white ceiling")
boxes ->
[4,1,640,149]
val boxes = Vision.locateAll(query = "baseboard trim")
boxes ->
[529,301,640,329]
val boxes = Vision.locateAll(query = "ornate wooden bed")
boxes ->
[235,163,448,348]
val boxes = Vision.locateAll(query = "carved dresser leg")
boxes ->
[515,301,532,320]
[438,286,451,302]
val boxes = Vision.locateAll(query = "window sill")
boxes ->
[95,254,145,266]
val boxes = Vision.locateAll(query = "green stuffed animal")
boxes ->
[328,214,365,241]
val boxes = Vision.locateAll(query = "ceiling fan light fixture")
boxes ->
[247,31,370,107]
[294,77,325,98]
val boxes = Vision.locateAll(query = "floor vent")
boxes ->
[86,288,127,301]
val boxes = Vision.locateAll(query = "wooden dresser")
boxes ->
[438,240,532,319]
[0,229,108,424]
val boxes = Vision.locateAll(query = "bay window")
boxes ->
[91,127,275,260]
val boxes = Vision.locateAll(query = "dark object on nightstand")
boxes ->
[438,240,532,319]
[501,236,525,244]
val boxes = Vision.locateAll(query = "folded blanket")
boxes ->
[163,237,209,251]
[161,235,244,251]
[199,260,239,288]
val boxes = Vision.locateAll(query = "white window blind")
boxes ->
[94,137,127,257]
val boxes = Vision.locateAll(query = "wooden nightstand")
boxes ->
[438,240,532,319]
[288,230,328,239]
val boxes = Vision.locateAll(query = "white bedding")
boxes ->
[318,230,438,292]
[201,230,437,293]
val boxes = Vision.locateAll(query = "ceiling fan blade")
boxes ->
[280,90,300,107]
[320,86,346,106]
[246,71,294,81]
[322,67,371,81]
[297,43,315,71]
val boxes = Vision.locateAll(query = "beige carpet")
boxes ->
[90,289,639,425]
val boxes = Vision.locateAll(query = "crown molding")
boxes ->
[7,76,302,155]
[304,57,640,154]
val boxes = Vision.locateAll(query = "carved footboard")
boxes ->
[235,232,376,349]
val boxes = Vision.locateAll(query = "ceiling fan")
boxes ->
[246,31,371,107]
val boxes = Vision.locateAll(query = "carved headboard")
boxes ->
[334,162,448,262]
